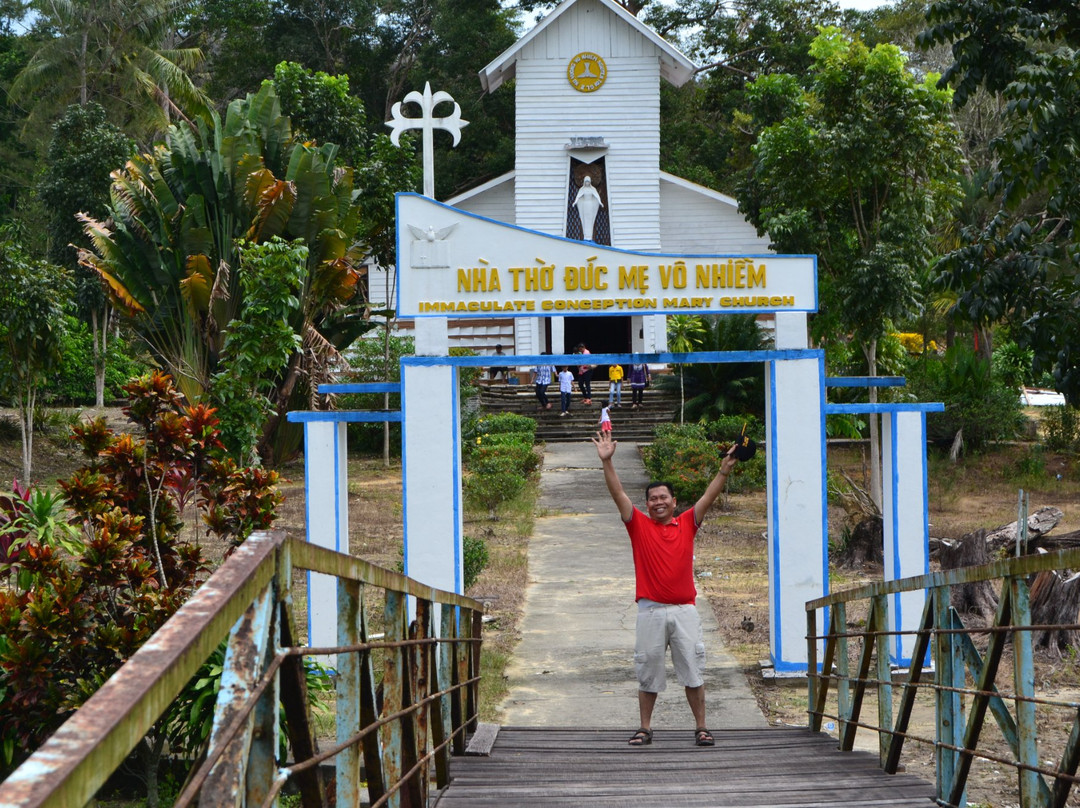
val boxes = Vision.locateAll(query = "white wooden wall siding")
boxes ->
[658,176,773,254]
[449,174,516,223]
[512,0,665,250]
[514,56,661,249]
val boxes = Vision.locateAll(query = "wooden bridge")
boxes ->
[3,530,1080,808]
[438,726,933,807]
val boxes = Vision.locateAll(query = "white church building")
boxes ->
[372,0,772,359]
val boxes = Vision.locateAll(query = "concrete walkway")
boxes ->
[499,440,766,732]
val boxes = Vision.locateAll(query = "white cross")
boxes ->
[386,82,469,199]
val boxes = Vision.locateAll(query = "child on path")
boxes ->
[598,404,612,432]
[558,367,575,415]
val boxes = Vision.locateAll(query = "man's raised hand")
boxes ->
[592,429,617,461]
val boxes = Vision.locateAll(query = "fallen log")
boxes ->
[929,506,1064,558]
[1030,528,1080,553]
[984,506,1063,552]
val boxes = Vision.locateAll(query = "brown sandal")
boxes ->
[695,728,715,746]
[628,728,653,746]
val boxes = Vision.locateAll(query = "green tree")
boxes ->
[211,238,305,462]
[38,103,134,407]
[920,0,1080,403]
[80,82,403,462]
[679,314,769,423]
[654,0,845,193]
[666,313,706,423]
[0,234,71,483]
[739,28,964,501]
[0,3,34,223]
[196,0,517,201]
[10,0,208,144]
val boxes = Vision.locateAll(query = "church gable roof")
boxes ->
[480,0,696,93]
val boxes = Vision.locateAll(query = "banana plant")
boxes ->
[80,82,376,460]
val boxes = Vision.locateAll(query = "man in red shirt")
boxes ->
[593,429,739,747]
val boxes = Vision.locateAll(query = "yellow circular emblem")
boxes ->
[567,52,607,93]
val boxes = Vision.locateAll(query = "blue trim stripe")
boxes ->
[825,376,907,388]
[334,425,342,554]
[288,411,402,423]
[768,361,782,666]
[319,382,401,394]
[825,402,944,414]
[401,377,409,579]
[303,423,314,642]
[891,413,903,663]
[818,354,829,658]
[451,371,462,593]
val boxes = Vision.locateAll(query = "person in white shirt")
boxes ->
[558,367,575,415]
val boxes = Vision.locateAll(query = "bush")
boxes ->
[642,421,766,502]
[906,344,1024,451]
[474,412,536,440]
[468,443,540,477]
[1041,405,1080,453]
[463,535,490,590]
[0,372,282,780]
[464,472,526,519]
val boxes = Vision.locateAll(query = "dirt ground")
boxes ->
[6,408,1080,806]
[696,442,1080,808]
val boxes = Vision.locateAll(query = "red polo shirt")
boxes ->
[624,508,698,605]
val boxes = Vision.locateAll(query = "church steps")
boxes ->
[477,383,677,443]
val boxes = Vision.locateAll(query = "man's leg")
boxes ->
[684,684,706,729]
[638,690,658,730]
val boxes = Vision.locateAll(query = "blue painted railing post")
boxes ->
[1011,576,1039,807]
[934,586,964,803]
[337,579,364,808]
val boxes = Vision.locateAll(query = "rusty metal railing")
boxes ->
[0,530,484,808]
[806,546,1080,808]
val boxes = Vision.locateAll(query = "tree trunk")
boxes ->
[92,306,108,407]
[938,528,999,616]
[835,515,883,568]
[257,351,304,464]
[18,386,35,483]
[1030,569,1080,653]
[678,366,685,424]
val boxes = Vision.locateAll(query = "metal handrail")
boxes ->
[0,530,484,808]
[806,546,1080,808]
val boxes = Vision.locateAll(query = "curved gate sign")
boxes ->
[395,193,817,319]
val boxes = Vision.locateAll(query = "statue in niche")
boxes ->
[573,176,604,242]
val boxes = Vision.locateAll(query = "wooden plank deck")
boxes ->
[433,727,936,807]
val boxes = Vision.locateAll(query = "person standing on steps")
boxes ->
[607,363,624,408]
[489,344,508,382]
[558,366,575,416]
[592,429,739,748]
[532,353,556,411]
[575,343,594,404]
[629,362,650,408]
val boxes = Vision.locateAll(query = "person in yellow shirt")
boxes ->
[607,363,624,408]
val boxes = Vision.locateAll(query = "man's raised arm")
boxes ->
[693,445,739,526]
[592,430,634,523]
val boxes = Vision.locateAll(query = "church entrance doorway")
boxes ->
[563,315,632,380]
